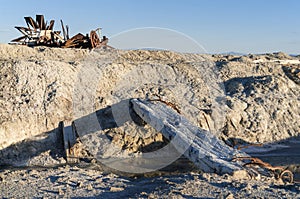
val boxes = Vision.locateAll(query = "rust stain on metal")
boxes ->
[10,14,110,49]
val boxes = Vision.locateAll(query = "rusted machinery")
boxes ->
[11,14,108,49]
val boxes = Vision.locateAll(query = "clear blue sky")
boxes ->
[0,0,299,54]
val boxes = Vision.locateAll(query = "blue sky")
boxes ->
[0,0,299,54]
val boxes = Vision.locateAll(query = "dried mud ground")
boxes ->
[1,44,300,198]
[1,164,300,198]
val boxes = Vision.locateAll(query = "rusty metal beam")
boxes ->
[66,25,69,39]
[36,15,45,30]
[60,20,67,40]
[24,17,38,30]
[47,20,55,30]
[63,33,85,48]
[15,26,30,32]
[15,26,31,36]
[90,30,100,48]
[11,35,27,42]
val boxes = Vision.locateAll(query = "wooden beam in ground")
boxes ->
[131,99,249,174]
[59,121,78,163]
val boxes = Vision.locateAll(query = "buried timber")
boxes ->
[0,98,297,183]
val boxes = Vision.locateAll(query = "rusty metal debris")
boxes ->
[232,156,294,183]
[10,14,109,49]
[149,94,181,114]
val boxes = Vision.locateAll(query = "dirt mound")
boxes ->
[0,44,299,156]
[215,55,300,143]
[1,44,300,198]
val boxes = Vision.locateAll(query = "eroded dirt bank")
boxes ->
[0,44,299,198]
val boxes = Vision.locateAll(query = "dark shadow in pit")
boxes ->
[282,65,300,85]
[224,75,273,97]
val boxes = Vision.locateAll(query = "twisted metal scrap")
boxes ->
[149,96,181,114]
[233,157,294,183]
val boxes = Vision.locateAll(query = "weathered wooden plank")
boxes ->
[131,99,249,174]
[59,121,78,163]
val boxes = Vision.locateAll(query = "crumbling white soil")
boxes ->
[0,44,299,198]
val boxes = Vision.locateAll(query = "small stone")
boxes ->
[76,181,83,187]
[226,193,234,199]
[110,187,124,192]
[87,184,93,191]
[58,188,64,195]
[232,170,249,180]
[64,165,70,171]
[254,173,261,180]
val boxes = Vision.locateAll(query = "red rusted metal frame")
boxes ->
[90,30,100,48]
